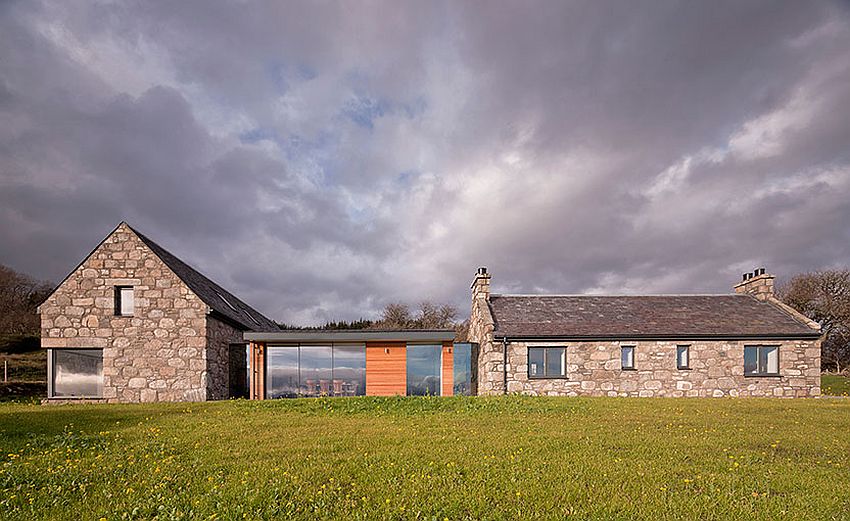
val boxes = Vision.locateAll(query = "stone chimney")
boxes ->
[471,266,491,302]
[734,267,775,301]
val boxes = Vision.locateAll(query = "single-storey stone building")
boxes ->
[40,223,822,402]
[467,267,822,398]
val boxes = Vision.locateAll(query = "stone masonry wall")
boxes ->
[206,316,243,400]
[505,339,821,397]
[468,271,504,395]
[40,223,211,402]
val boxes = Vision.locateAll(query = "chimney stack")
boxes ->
[471,266,491,302]
[734,267,775,301]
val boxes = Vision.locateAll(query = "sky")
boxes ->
[1,1,850,325]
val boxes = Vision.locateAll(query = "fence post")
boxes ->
[3,360,6,383]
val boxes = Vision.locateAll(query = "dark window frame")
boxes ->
[621,345,636,371]
[114,285,134,316]
[744,345,781,377]
[527,346,568,379]
[676,345,691,370]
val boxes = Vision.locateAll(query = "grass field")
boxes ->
[1,397,849,520]
[821,373,850,396]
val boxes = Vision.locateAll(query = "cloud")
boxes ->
[1,0,850,324]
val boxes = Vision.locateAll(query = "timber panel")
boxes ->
[441,342,454,396]
[366,341,407,396]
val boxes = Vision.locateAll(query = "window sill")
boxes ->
[527,376,569,380]
[744,374,782,378]
[621,368,637,371]
[677,367,692,371]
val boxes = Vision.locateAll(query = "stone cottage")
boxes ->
[468,267,822,397]
[39,222,278,402]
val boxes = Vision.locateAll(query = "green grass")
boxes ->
[821,373,850,397]
[1,397,849,520]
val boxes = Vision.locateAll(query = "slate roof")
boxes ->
[130,225,278,332]
[488,294,819,339]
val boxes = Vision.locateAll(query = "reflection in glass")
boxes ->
[333,344,366,396]
[299,345,333,397]
[407,344,441,396]
[676,345,690,369]
[744,346,758,375]
[762,346,779,374]
[528,347,545,377]
[621,346,635,369]
[266,344,366,398]
[267,346,299,398]
[53,349,103,397]
[452,343,472,396]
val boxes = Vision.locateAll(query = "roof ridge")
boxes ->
[126,224,278,331]
[491,293,742,298]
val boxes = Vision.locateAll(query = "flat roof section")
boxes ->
[243,329,457,343]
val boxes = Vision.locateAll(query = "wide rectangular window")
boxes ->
[51,349,103,398]
[621,346,635,370]
[528,347,566,378]
[676,345,690,370]
[266,344,366,398]
[452,343,473,396]
[407,344,442,396]
[115,286,134,316]
[744,345,779,376]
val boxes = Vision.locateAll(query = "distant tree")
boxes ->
[779,269,850,374]
[372,301,459,330]
[0,265,53,350]
[274,319,374,330]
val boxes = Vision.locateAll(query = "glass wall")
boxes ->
[452,343,473,396]
[266,344,366,398]
[267,346,299,398]
[52,349,103,398]
[407,344,442,396]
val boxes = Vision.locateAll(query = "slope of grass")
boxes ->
[1,396,849,520]
[821,373,850,396]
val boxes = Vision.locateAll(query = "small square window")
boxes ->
[621,346,635,370]
[115,286,134,316]
[676,345,690,370]
[744,345,779,376]
[528,347,566,378]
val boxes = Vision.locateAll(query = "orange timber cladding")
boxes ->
[247,341,456,399]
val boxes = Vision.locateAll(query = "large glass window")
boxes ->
[452,343,473,396]
[744,345,779,376]
[267,346,299,398]
[407,344,442,396]
[51,349,103,398]
[299,345,333,397]
[266,344,366,398]
[528,347,566,378]
[333,345,367,396]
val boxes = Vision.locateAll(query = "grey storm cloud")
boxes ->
[1,0,849,324]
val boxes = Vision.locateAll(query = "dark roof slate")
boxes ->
[489,294,819,339]
[130,225,278,332]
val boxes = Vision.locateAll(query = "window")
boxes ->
[114,286,134,316]
[50,349,103,398]
[744,345,779,376]
[528,347,566,378]
[407,344,442,396]
[676,345,690,370]
[452,343,473,396]
[266,344,366,398]
[621,346,635,370]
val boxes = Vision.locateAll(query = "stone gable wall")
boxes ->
[40,223,211,402]
[504,338,821,397]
